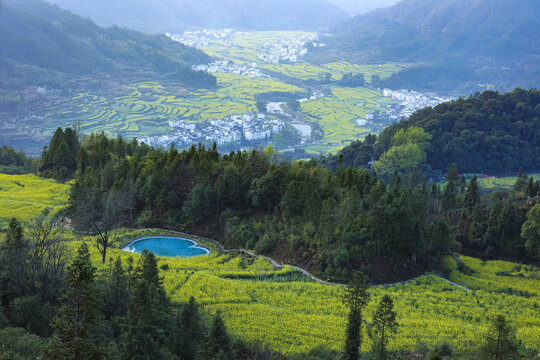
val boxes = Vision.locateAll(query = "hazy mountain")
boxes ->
[45,0,350,33]
[0,0,214,91]
[327,0,399,15]
[311,0,540,93]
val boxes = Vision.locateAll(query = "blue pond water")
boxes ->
[122,236,210,257]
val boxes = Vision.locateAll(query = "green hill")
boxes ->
[310,0,540,93]
[0,0,215,94]
[326,88,540,173]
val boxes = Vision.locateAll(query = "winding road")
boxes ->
[136,228,472,291]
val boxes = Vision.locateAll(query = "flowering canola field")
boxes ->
[92,230,540,356]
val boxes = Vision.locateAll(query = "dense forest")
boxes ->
[2,89,538,282]
[32,124,534,284]
[326,88,540,174]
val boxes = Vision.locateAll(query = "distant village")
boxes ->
[258,33,322,64]
[168,29,323,66]
[356,89,454,129]
[165,29,238,47]
[192,60,268,78]
[138,112,284,148]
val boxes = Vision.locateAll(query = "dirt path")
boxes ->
[136,228,472,291]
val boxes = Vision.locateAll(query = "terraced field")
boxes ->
[51,76,303,138]
[199,31,309,64]
[260,62,339,81]
[24,31,411,154]
[322,61,410,84]
[301,86,395,143]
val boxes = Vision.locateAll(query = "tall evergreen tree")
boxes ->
[43,243,103,360]
[484,202,503,255]
[199,312,233,360]
[464,176,480,211]
[0,217,29,303]
[372,295,398,360]
[524,177,535,198]
[342,273,370,360]
[102,256,129,320]
[521,204,540,259]
[171,296,205,360]
[123,251,170,360]
[430,218,451,258]
[512,168,527,193]
[481,315,517,360]
[469,205,487,247]
[446,163,459,183]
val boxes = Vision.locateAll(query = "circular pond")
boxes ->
[122,236,210,257]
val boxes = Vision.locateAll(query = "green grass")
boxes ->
[0,174,70,227]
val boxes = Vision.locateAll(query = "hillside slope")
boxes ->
[46,0,350,33]
[325,88,540,173]
[311,0,540,93]
[0,0,214,91]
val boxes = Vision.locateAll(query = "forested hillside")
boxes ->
[327,89,540,174]
[310,0,540,93]
[36,125,535,283]
[47,0,349,33]
[0,0,215,97]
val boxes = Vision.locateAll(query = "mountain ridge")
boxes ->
[310,0,540,93]
[45,0,350,33]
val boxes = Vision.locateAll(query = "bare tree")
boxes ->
[26,212,69,302]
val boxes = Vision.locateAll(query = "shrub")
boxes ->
[440,256,457,276]
[254,234,276,254]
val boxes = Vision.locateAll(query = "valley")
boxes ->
[3,30,452,157]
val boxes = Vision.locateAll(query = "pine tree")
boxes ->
[482,315,517,360]
[372,295,398,360]
[0,217,29,302]
[524,177,537,198]
[512,168,527,193]
[342,273,370,360]
[43,243,103,360]
[483,202,502,255]
[446,163,459,183]
[521,204,540,259]
[464,176,480,210]
[430,218,451,258]
[122,251,170,360]
[102,256,129,320]
[469,205,487,247]
[441,180,456,210]
[199,312,233,360]
[171,296,205,360]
